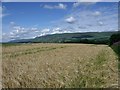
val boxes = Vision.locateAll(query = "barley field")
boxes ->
[2,43,118,88]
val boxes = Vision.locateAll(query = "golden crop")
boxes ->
[2,43,118,88]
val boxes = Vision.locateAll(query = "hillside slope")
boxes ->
[10,31,117,44]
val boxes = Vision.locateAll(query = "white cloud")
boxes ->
[43,5,53,9]
[62,30,72,33]
[53,27,61,31]
[93,11,101,16]
[55,3,67,9]
[10,22,15,25]
[41,28,50,33]
[43,3,67,10]
[13,26,21,30]
[37,27,72,35]
[31,28,38,31]
[98,21,104,26]
[3,25,41,41]
[51,31,61,34]
[73,2,96,8]
[3,21,43,41]
[65,16,76,24]
[10,32,14,35]
[51,29,62,34]
[51,27,72,34]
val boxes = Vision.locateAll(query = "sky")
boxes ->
[1,2,119,42]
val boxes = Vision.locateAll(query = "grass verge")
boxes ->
[111,44,120,70]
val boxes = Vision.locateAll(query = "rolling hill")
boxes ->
[9,31,117,44]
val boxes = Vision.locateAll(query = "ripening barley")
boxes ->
[2,43,118,88]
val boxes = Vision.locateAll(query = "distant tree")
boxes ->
[109,33,120,45]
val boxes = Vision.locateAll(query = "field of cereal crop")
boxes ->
[2,43,118,88]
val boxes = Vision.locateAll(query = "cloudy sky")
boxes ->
[2,2,118,42]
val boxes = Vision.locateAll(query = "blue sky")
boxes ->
[1,2,118,42]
